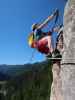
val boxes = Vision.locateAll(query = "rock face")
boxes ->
[62,0,75,64]
[50,62,63,100]
[61,0,75,100]
[50,0,75,100]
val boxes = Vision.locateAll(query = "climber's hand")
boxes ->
[53,9,59,16]
[59,24,63,28]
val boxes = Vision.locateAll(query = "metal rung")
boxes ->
[46,58,75,60]
[46,58,62,60]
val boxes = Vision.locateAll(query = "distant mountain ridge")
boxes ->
[0,60,50,80]
[0,60,52,100]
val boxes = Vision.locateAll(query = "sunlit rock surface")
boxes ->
[50,0,75,100]
[50,63,63,100]
[61,0,75,100]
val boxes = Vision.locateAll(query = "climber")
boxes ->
[28,9,63,58]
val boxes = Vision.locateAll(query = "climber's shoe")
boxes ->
[46,52,52,58]
[45,49,62,63]
[52,49,62,63]
[52,49,62,59]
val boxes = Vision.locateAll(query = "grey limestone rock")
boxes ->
[50,0,75,100]
[61,0,75,100]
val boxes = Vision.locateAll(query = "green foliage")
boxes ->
[1,60,52,100]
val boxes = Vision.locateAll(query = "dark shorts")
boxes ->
[37,39,49,54]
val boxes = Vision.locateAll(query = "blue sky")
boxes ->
[0,0,66,65]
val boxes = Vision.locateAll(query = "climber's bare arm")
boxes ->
[37,14,54,29]
[37,10,58,29]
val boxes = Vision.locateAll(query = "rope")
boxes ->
[29,49,36,61]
